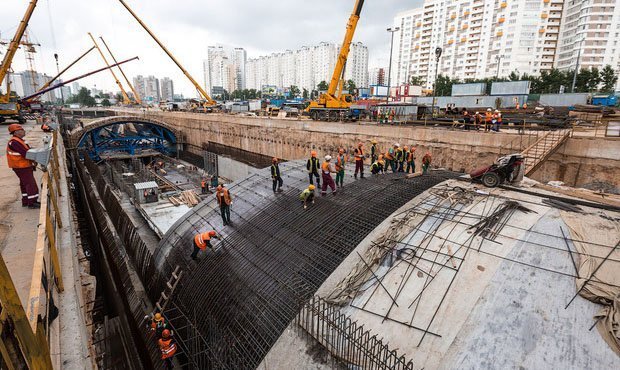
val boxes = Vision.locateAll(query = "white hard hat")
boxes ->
[475,112,479,114]
[325,155,332,161]
[495,109,499,112]
[394,143,400,147]
[487,108,492,111]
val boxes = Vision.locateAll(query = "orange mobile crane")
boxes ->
[0,0,38,124]
[306,0,364,121]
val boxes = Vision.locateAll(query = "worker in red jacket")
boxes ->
[6,124,40,208]
[158,329,177,369]
[190,230,219,260]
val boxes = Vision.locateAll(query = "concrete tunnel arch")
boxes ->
[69,115,182,160]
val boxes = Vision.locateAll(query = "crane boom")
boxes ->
[327,0,364,97]
[117,0,217,106]
[100,37,142,105]
[0,0,38,102]
[88,32,131,104]
[31,46,95,97]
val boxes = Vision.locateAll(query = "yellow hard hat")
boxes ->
[154,313,163,322]
[371,140,377,144]
[308,185,316,191]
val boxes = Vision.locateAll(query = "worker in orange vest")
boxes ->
[158,329,177,369]
[6,124,40,208]
[354,142,365,179]
[190,230,219,260]
[321,155,337,196]
[422,151,432,174]
[216,185,232,226]
[406,146,417,173]
[148,312,170,339]
[484,108,493,132]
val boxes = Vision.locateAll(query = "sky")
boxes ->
[1,0,423,97]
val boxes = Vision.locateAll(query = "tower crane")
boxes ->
[306,0,364,121]
[0,0,38,123]
[117,0,218,110]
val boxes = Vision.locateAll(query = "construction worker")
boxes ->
[306,150,321,187]
[370,140,378,163]
[394,143,405,172]
[299,184,316,209]
[406,146,417,173]
[422,151,432,174]
[474,112,482,131]
[158,329,177,370]
[384,146,395,173]
[321,155,337,196]
[516,102,521,110]
[462,108,471,130]
[216,185,232,226]
[40,117,53,132]
[149,313,170,339]
[523,102,528,110]
[190,230,219,260]
[201,178,208,194]
[484,108,493,132]
[335,148,347,187]
[6,124,39,208]
[370,155,384,175]
[353,142,365,179]
[210,175,218,189]
[271,157,283,193]
[493,109,502,132]
[389,109,395,124]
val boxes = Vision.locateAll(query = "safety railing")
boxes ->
[296,296,415,370]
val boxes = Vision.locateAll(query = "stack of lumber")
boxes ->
[168,190,201,207]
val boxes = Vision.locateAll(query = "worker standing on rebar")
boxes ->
[271,157,283,193]
[6,124,40,209]
[158,329,177,370]
[216,185,232,226]
[201,178,208,194]
[406,146,417,173]
[474,112,482,130]
[493,109,502,132]
[370,140,378,163]
[384,146,394,173]
[485,108,493,132]
[335,148,347,188]
[299,184,316,209]
[148,313,170,340]
[422,151,432,174]
[371,155,385,175]
[190,230,219,260]
[321,155,337,196]
[395,144,405,172]
[306,150,321,188]
[354,142,365,179]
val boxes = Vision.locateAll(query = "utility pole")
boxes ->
[432,47,443,118]
[386,27,400,105]
[571,37,585,93]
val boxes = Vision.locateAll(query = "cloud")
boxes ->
[2,0,421,96]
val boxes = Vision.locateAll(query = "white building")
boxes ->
[555,0,620,90]
[245,41,369,93]
[391,0,566,88]
[8,71,57,102]
[204,46,248,94]
[232,48,247,90]
[160,77,174,102]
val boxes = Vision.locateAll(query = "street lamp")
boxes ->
[571,36,586,93]
[386,27,400,105]
[431,47,443,118]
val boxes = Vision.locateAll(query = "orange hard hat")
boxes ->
[154,313,163,322]
[338,148,344,154]
[311,151,317,157]
[162,329,171,338]
[308,185,316,191]
[8,124,23,133]
[208,231,216,237]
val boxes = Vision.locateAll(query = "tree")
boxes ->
[317,81,329,91]
[601,65,618,92]
[302,88,309,99]
[409,75,425,86]
[586,67,602,92]
[101,98,112,107]
[345,80,356,94]
[508,71,520,81]
[289,85,301,99]
[574,68,591,93]
[434,74,459,97]
[67,87,96,107]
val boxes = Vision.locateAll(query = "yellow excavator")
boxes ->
[306,0,364,121]
[0,0,38,124]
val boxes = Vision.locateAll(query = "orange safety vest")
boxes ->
[355,147,364,162]
[407,150,416,162]
[158,338,177,360]
[336,155,345,171]
[6,136,33,169]
[485,112,492,123]
[384,150,394,160]
[194,232,212,250]
[201,180,206,188]
[321,161,331,174]
[216,188,231,206]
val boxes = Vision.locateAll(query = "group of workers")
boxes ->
[461,108,504,132]
[147,313,177,369]
[373,108,397,124]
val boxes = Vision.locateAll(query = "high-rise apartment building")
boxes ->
[132,75,145,99]
[369,67,386,86]
[245,41,369,93]
[160,77,174,101]
[391,0,566,88]
[232,48,247,91]
[8,71,56,102]
[556,0,620,89]
[204,46,248,95]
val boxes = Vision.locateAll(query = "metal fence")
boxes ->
[296,296,415,369]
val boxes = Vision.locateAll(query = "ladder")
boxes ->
[521,128,572,176]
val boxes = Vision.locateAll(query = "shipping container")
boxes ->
[452,83,486,96]
[248,100,262,111]
[417,95,527,109]
[491,81,531,96]
[592,94,618,107]
[370,85,389,97]
[539,93,589,107]
[373,103,420,120]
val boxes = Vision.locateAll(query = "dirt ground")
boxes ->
[0,120,46,307]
